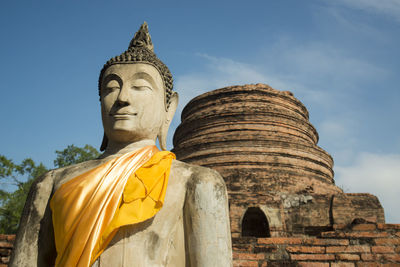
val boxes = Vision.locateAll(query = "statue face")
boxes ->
[100,63,166,144]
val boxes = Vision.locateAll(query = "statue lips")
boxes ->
[110,112,137,120]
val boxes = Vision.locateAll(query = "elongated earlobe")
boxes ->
[158,92,179,150]
[100,134,108,151]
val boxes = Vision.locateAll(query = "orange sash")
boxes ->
[50,146,175,267]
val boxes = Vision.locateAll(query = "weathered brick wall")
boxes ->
[0,235,14,267]
[232,223,400,266]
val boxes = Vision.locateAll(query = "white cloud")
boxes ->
[333,0,400,22]
[268,40,388,88]
[174,54,271,114]
[320,120,348,137]
[335,152,400,223]
[317,118,360,164]
[174,40,388,115]
[168,54,272,149]
[322,5,389,40]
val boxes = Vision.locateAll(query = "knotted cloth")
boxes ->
[50,146,175,267]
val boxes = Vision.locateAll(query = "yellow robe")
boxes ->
[50,146,175,267]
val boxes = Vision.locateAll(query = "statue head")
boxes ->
[98,22,178,151]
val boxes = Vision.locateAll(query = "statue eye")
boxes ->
[131,79,153,91]
[107,86,120,91]
[103,80,120,93]
[132,85,152,91]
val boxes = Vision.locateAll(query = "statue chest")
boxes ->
[93,172,187,267]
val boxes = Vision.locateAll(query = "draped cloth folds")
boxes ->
[50,145,175,267]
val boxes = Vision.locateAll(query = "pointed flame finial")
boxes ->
[129,21,154,52]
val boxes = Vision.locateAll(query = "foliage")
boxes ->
[0,157,48,233]
[0,144,100,234]
[54,144,100,168]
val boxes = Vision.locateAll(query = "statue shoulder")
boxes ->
[51,158,104,187]
[171,159,226,192]
[22,169,56,218]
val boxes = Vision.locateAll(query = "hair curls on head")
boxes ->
[98,22,174,109]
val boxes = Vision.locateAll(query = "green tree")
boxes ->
[0,144,100,234]
[0,157,48,233]
[54,144,100,168]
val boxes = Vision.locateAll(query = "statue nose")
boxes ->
[117,86,130,104]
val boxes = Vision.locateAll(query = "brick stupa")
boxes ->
[173,84,399,266]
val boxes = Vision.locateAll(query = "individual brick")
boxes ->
[233,243,254,252]
[337,253,361,261]
[346,232,390,238]
[326,245,370,253]
[352,224,377,231]
[379,253,400,262]
[233,260,259,267]
[320,231,346,238]
[258,237,302,245]
[371,246,395,253]
[298,262,329,267]
[286,246,325,253]
[290,254,335,261]
[360,253,375,261]
[331,262,355,267]
[302,238,349,246]
[232,252,264,260]
[377,224,400,230]
[375,238,400,246]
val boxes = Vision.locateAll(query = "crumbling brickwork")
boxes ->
[232,222,400,266]
[0,235,14,266]
[173,84,397,266]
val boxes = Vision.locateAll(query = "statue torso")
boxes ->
[93,161,188,267]
[52,159,191,267]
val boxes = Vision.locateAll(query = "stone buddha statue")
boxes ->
[10,23,232,267]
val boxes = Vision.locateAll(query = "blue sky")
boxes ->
[1,0,399,222]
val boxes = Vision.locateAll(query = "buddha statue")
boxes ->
[10,22,232,267]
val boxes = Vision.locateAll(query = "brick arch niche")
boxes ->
[241,207,270,238]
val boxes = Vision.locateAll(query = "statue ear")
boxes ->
[159,92,179,151]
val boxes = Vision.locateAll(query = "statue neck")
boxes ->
[100,139,157,159]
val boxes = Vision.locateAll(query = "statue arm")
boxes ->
[184,167,232,267]
[9,170,56,267]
